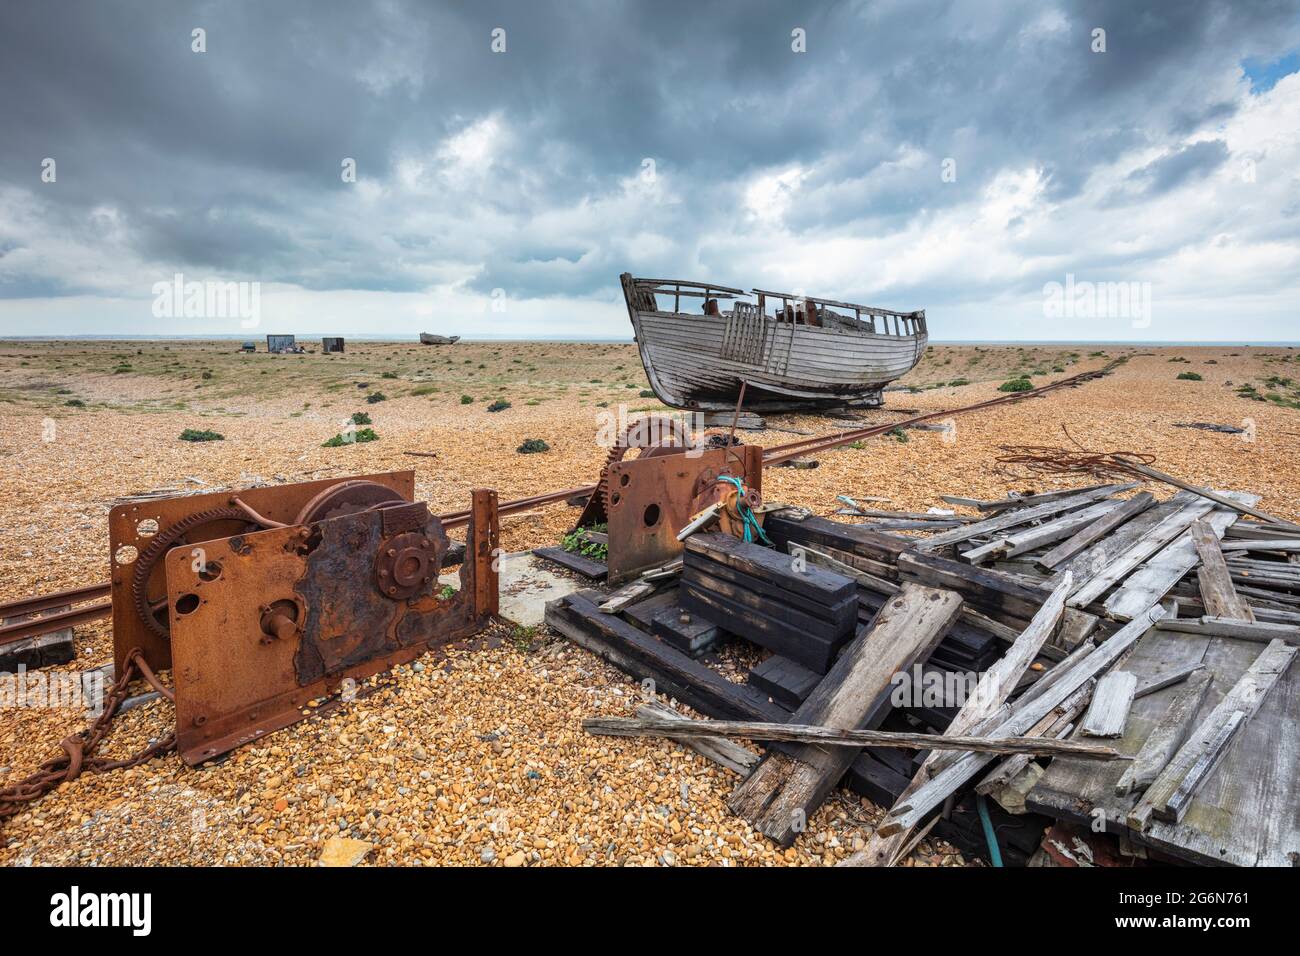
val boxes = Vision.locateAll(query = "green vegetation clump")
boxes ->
[887,427,909,443]
[998,377,1033,392]
[517,438,550,454]
[350,411,372,425]
[562,525,607,561]
[365,391,387,403]
[179,428,224,442]
[65,398,86,408]
[1176,372,1203,381]
[460,394,474,404]
[381,371,398,379]
[322,427,379,447]
[487,399,511,413]
[638,389,655,398]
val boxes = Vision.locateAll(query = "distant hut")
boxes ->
[266,334,298,354]
[322,336,345,354]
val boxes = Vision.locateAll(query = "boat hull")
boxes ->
[630,309,927,412]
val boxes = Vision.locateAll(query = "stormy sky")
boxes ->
[1,0,1297,341]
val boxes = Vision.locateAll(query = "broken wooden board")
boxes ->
[916,483,1135,552]
[1080,671,1137,738]
[1190,519,1255,622]
[634,700,758,775]
[1068,496,1219,609]
[841,572,1073,866]
[1038,492,1156,570]
[1027,620,1300,866]
[728,583,963,847]
[876,605,1166,838]
[1101,495,1257,621]
[1114,669,1212,796]
[1129,639,1296,828]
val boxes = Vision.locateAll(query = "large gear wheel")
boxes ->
[578,415,693,528]
[131,506,255,638]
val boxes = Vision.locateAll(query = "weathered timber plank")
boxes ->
[544,594,784,723]
[962,500,1121,565]
[1114,669,1212,796]
[1191,519,1255,622]
[679,581,847,673]
[533,546,608,580]
[585,716,1123,759]
[1130,639,1296,828]
[1103,496,1257,621]
[684,532,854,604]
[1080,671,1137,737]
[728,584,963,847]
[1068,496,1219,609]
[916,484,1135,551]
[898,550,1049,625]
[634,700,758,775]
[840,572,1073,866]
[1038,492,1156,570]
[875,605,1167,836]
[1154,616,1300,645]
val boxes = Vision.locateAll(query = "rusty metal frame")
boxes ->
[162,488,497,764]
[109,471,416,675]
[604,444,762,585]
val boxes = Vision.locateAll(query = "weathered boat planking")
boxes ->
[621,273,927,412]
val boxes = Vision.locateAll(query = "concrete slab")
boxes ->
[439,550,584,628]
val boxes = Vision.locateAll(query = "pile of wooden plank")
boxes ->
[680,533,857,672]
[547,479,1300,867]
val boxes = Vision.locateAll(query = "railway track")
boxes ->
[2,361,1120,645]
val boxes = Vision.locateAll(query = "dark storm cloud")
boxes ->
[1127,139,1231,196]
[0,0,1298,314]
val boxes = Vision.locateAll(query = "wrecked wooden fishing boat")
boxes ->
[621,273,927,412]
[419,332,461,345]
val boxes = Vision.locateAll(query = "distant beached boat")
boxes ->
[419,333,461,345]
[620,273,927,411]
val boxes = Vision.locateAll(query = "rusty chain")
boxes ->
[0,648,176,825]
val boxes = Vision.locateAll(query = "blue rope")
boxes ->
[718,475,771,545]
[975,794,1003,867]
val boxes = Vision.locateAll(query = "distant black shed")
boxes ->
[322,337,345,353]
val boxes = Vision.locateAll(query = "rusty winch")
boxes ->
[573,416,765,584]
[107,471,498,764]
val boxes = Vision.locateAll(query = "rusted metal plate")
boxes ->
[163,489,497,764]
[604,445,762,585]
[109,471,415,674]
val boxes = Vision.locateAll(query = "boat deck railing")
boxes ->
[628,276,925,338]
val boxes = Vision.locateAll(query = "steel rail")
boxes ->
[4,362,1119,642]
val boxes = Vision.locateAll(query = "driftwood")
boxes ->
[727,583,963,847]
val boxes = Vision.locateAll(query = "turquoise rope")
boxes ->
[975,794,1003,867]
[718,475,771,545]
